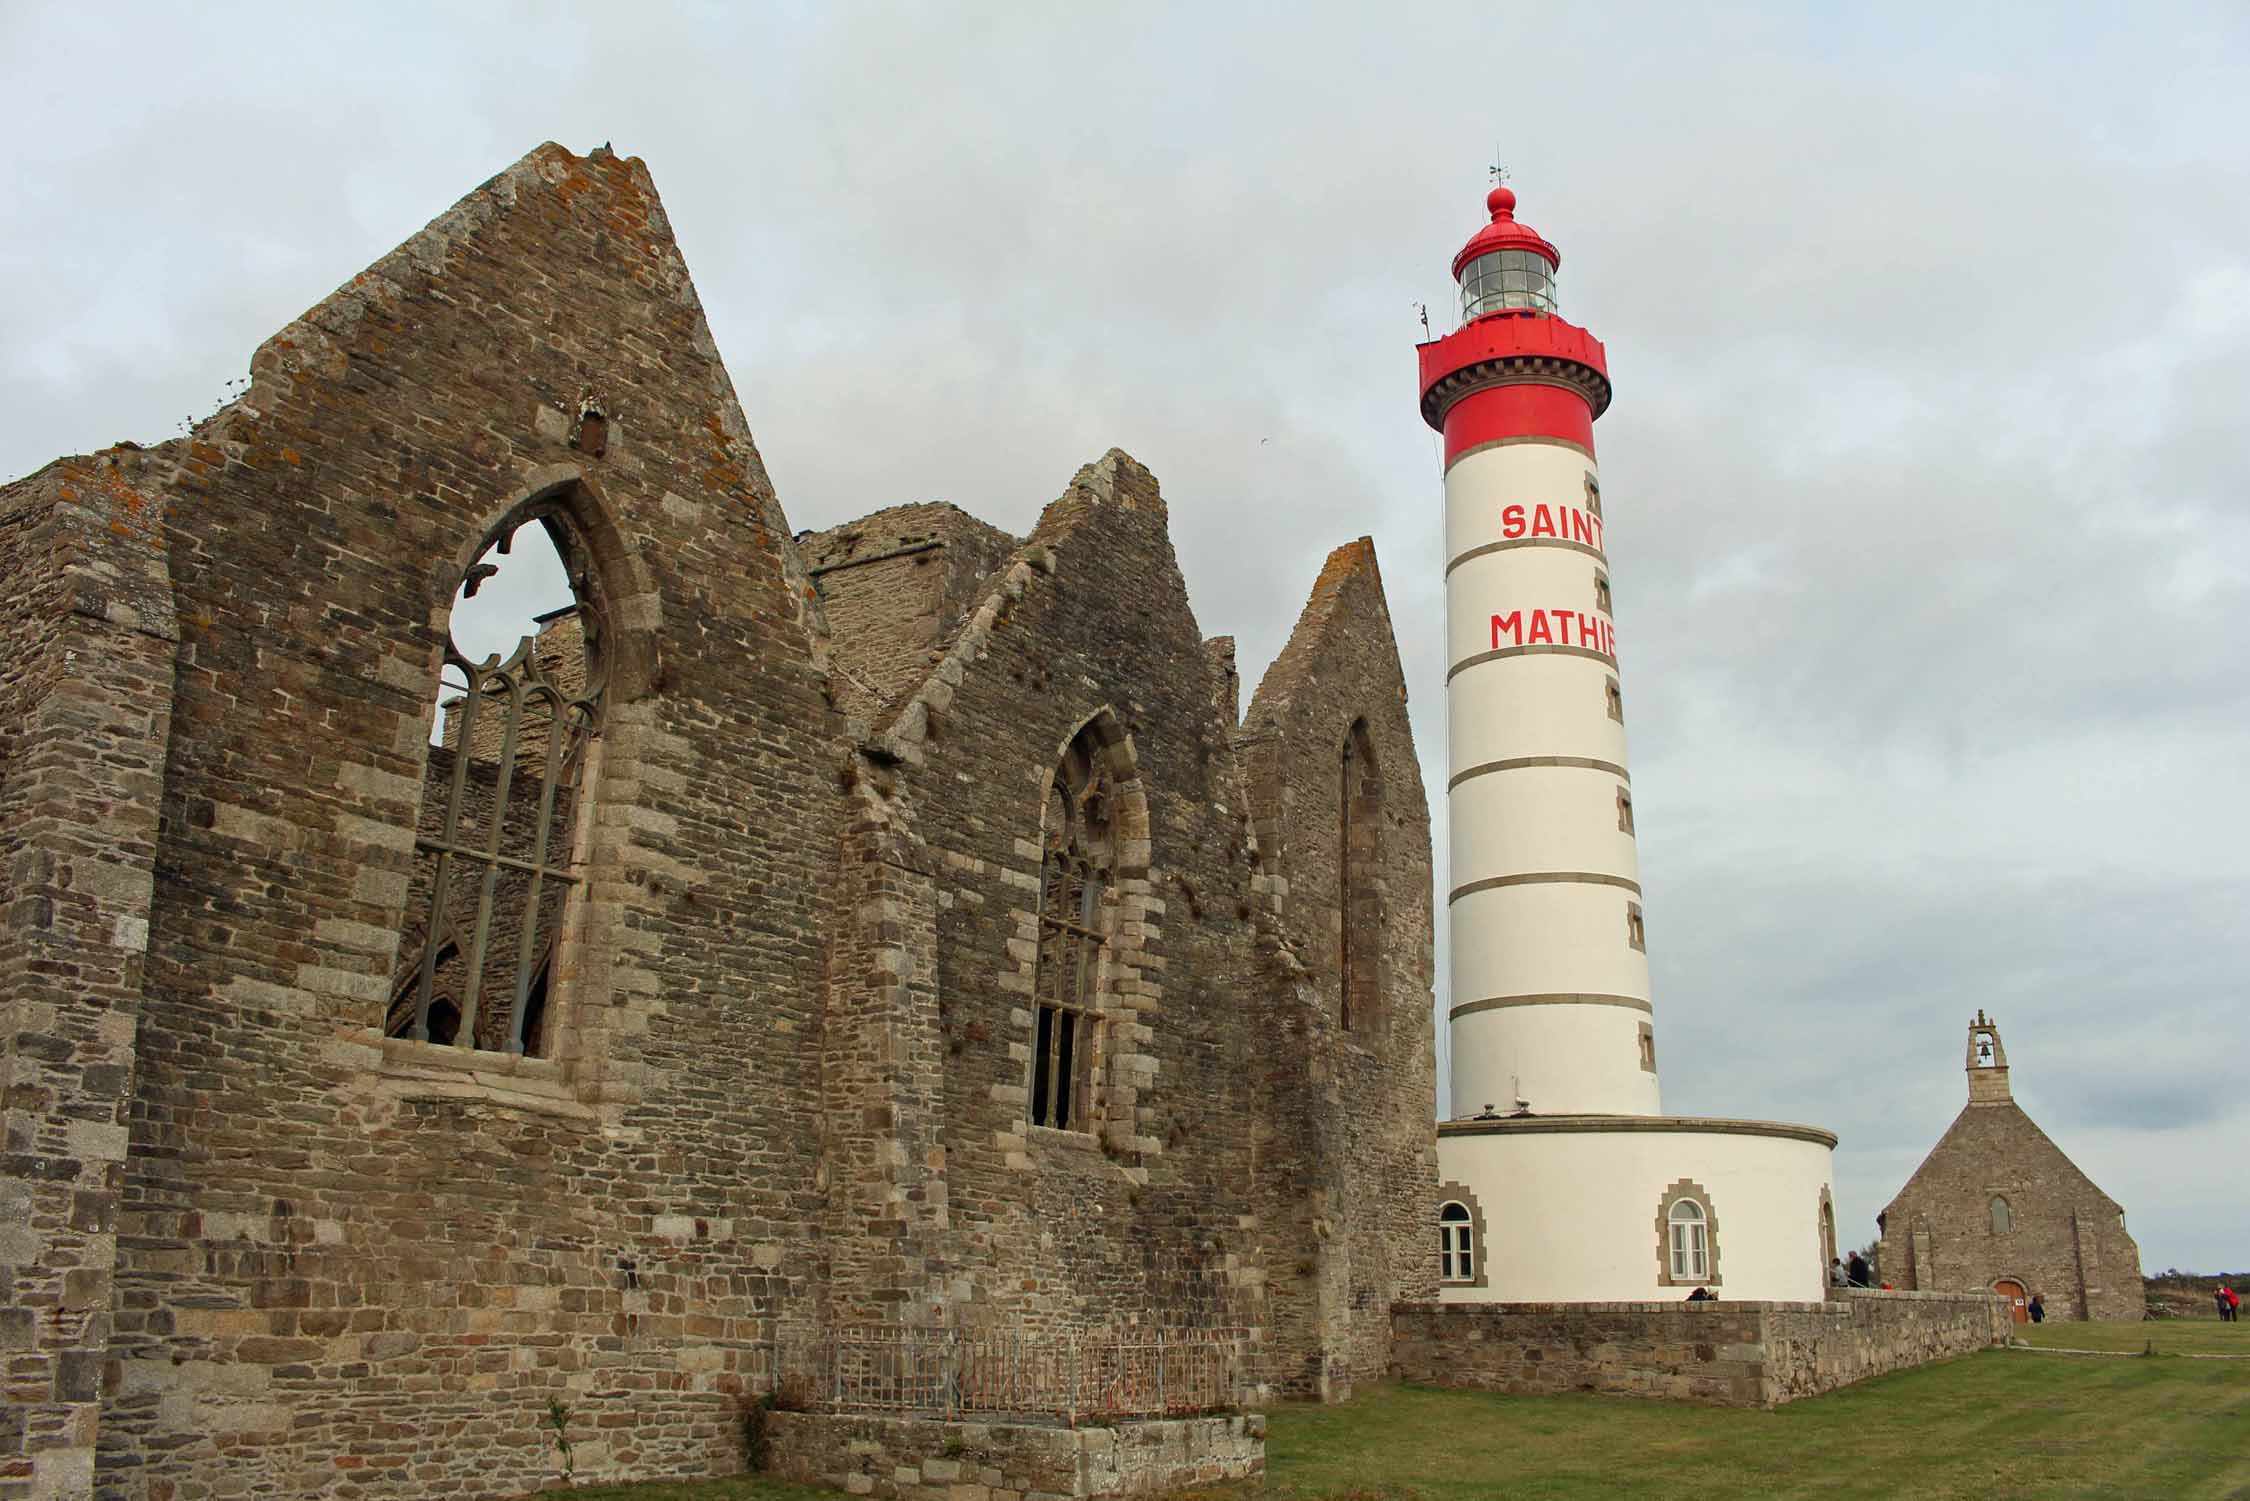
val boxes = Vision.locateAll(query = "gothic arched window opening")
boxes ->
[1030,722,1118,1130]
[1990,1196,2013,1235]
[1338,719,1383,1033]
[391,505,606,1057]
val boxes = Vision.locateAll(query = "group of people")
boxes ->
[1827,1254,1892,1291]
[2216,1285,2241,1321]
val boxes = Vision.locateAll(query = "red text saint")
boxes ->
[1500,502,1603,552]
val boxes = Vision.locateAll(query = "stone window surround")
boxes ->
[1626,900,1645,952]
[1605,675,1624,724]
[1655,1178,1722,1288]
[1005,705,1156,1163]
[1820,1185,1838,1268]
[1616,785,1634,835]
[1989,1194,2013,1235]
[1637,1020,1656,1074]
[359,467,661,1113]
[1583,470,1603,519]
[1436,1181,1490,1290]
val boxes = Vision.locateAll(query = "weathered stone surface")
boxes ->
[1390,1290,2011,1408]
[0,143,1434,1501]
[765,1412,1263,1499]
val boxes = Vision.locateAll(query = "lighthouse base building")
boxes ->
[1418,185,1840,1306]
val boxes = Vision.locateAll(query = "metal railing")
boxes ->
[777,1324,1253,1425]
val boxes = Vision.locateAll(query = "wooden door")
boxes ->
[1994,1279,2029,1322]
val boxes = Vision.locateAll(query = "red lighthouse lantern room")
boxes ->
[1418,184,1612,463]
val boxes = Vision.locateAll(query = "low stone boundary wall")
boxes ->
[1390,1289,2010,1408]
[765,1410,1264,1499]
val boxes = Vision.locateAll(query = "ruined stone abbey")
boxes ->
[0,144,1439,1499]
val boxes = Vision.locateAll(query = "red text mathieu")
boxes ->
[1500,502,1604,552]
[1490,608,1617,659]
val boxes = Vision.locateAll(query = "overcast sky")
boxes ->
[5,2,2244,1273]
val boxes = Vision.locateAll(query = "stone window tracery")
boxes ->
[387,507,606,1057]
[1030,723,1117,1131]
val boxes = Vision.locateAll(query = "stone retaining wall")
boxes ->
[1390,1289,2010,1408]
[764,1411,1264,1499]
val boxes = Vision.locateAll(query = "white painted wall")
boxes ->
[1437,1126,1835,1302]
[1445,439,1655,1118]
[1449,1001,1657,1116]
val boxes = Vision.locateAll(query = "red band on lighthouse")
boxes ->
[1443,383,1596,464]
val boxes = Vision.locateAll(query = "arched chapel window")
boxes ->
[387,505,606,1057]
[1990,1196,2012,1234]
[1439,1201,1476,1283]
[1030,721,1117,1130]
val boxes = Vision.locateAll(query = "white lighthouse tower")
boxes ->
[1422,182,1839,1303]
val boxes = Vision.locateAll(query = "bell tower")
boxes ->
[1966,1010,2013,1103]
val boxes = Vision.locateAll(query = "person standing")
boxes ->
[2224,1286,2241,1323]
[1829,1258,1847,1289]
[1847,1252,1871,1288]
[2029,1293,2045,1324]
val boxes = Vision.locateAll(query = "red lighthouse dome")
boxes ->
[1417,181,1610,452]
[1452,185,1562,320]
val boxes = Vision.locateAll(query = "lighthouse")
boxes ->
[1421,182,1838,1303]
[1421,183,1652,1119]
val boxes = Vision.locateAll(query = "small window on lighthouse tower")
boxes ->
[1440,1201,1475,1282]
[1583,473,1603,520]
[1616,787,1635,835]
[1605,676,1624,724]
[1594,571,1612,614]
[1626,901,1646,952]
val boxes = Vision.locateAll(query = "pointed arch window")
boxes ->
[389,506,606,1057]
[1338,719,1383,1032]
[1990,1196,2013,1234]
[1030,722,1117,1130]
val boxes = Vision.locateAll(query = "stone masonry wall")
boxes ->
[0,449,178,1501]
[848,455,1268,1337]
[3,140,1444,1501]
[100,145,848,1500]
[1237,541,1438,1399]
[1389,1290,2011,1408]
[764,1411,1264,1500]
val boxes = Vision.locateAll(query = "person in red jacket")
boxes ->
[2224,1285,2241,1323]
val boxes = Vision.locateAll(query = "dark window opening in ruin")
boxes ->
[393,506,606,1058]
[1605,676,1624,723]
[1439,1201,1475,1282]
[1338,719,1383,1035]
[1030,722,1117,1130]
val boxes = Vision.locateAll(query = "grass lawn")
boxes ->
[2022,1316,2250,1357]
[537,1338,2250,1501]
